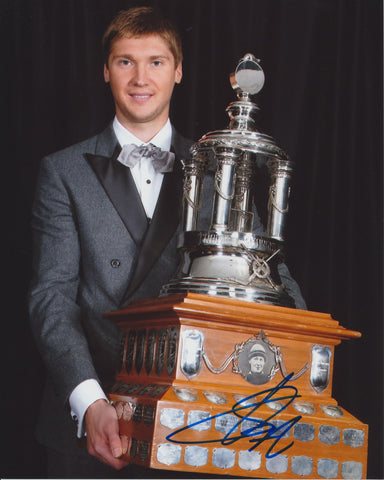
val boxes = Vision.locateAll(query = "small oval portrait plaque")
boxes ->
[236,332,279,385]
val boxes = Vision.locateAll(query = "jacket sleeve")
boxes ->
[28,156,100,405]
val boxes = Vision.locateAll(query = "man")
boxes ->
[29,6,306,478]
[29,7,189,478]
[249,353,266,374]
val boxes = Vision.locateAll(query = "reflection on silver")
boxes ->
[293,401,316,415]
[136,384,155,396]
[215,414,238,434]
[241,418,264,436]
[133,403,143,424]
[319,425,340,445]
[114,401,124,420]
[266,454,288,474]
[157,444,182,466]
[117,332,127,372]
[212,448,236,469]
[143,405,155,426]
[130,438,138,459]
[160,408,185,429]
[135,329,146,374]
[173,387,199,402]
[343,429,365,448]
[267,401,284,411]
[291,456,313,477]
[181,330,204,379]
[317,458,339,479]
[341,461,363,479]
[232,54,265,95]
[293,423,315,442]
[155,329,167,376]
[113,382,131,394]
[239,450,262,471]
[233,394,255,406]
[187,410,211,431]
[166,327,179,376]
[311,345,332,392]
[320,404,344,418]
[147,385,169,398]
[270,420,291,439]
[125,330,136,374]
[160,54,296,308]
[185,446,209,467]
[203,390,228,405]
[124,384,143,394]
[203,348,234,374]
[114,401,134,423]
[138,440,150,462]
[145,328,156,375]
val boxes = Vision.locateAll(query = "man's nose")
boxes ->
[132,64,148,85]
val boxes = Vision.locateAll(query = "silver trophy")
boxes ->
[161,54,295,307]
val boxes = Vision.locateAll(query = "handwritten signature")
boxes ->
[166,374,302,458]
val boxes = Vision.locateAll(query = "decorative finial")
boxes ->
[230,54,265,96]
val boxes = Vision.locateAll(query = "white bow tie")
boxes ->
[117,143,175,173]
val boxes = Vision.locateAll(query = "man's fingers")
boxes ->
[108,429,125,458]
[85,399,130,469]
[88,437,129,469]
[120,435,130,456]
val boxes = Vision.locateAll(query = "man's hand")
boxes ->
[85,398,130,470]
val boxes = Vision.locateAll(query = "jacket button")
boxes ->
[110,259,121,268]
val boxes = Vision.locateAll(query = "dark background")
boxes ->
[1,0,383,478]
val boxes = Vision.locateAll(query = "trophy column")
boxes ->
[181,152,209,232]
[267,159,293,241]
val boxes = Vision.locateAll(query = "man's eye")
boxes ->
[152,60,162,67]
[120,59,131,66]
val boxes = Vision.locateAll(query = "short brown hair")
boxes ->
[102,6,183,67]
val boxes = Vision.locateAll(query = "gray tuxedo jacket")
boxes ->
[29,124,192,451]
[28,122,306,454]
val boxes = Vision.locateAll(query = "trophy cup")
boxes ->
[106,55,368,479]
[161,54,295,307]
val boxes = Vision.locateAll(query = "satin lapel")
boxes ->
[85,147,148,245]
[121,156,183,304]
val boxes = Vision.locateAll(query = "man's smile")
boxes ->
[129,94,153,102]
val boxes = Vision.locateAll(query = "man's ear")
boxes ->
[175,62,183,84]
[103,64,110,83]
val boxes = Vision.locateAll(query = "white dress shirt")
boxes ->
[69,117,173,437]
[114,116,172,218]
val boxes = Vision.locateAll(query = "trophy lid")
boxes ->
[230,54,265,96]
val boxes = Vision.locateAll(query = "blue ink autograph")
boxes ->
[166,374,302,458]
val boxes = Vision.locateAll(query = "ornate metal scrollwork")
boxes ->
[181,328,308,385]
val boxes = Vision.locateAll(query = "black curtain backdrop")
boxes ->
[1,0,382,478]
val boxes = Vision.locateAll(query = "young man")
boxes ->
[29,7,191,477]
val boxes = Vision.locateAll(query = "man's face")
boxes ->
[249,355,265,373]
[104,35,182,137]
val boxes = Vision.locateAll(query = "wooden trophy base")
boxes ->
[105,293,368,479]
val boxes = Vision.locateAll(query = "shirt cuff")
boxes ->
[69,379,108,438]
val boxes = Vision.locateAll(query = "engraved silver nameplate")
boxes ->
[310,345,332,392]
[181,329,204,379]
